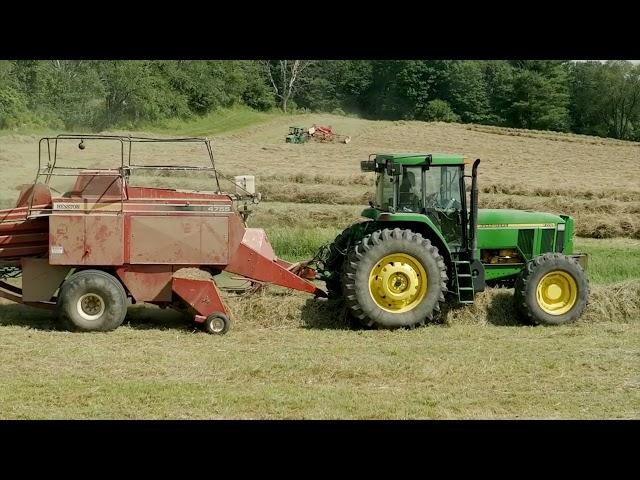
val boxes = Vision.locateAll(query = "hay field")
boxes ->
[0,115,638,419]
[3,114,638,236]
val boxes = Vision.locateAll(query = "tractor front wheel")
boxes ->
[57,269,128,332]
[342,228,448,329]
[514,253,589,325]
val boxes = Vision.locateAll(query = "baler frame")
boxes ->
[29,134,234,213]
[0,134,323,333]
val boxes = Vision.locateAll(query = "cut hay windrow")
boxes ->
[223,281,640,331]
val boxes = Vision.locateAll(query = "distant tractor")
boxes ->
[285,125,351,144]
[285,126,310,144]
[316,153,589,328]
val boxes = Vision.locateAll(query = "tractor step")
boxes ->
[453,261,475,304]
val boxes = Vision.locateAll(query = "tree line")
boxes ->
[1,60,639,141]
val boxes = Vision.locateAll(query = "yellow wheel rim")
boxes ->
[536,271,578,315]
[368,253,428,313]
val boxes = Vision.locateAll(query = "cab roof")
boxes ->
[375,153,465,166]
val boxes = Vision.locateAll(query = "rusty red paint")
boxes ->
[225,242,324,297]
[0,167,324,319]
[116,265,173,302]
[172,277,227,317]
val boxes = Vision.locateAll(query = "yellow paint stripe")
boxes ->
[478,223,556,228]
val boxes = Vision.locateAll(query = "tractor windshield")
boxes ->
[424,166,462,211]
[375,165,463,212]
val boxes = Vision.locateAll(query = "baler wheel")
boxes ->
[204,313,231,335]
[57,269,128,332]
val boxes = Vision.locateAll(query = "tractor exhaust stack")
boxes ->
[469,159,481,261]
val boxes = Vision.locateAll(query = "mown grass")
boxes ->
[0,298,637,419]
[0,115,639,419]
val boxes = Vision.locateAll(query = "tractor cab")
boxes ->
[361,153,468,248]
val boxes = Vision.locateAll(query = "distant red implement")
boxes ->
[308,124,351,144]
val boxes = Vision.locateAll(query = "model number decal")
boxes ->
[477,223,556,228]
[53,203,81,210]
[207,205,232,212]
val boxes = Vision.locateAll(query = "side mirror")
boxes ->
[360,160,376,172]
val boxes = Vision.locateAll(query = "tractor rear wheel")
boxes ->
[323,226,355,298]
[342,228,448,329]
[514,253,589,325]
[57,269,128,332]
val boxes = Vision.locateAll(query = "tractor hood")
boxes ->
[477,209,564,228]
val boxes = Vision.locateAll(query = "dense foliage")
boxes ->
[1,60,639,140]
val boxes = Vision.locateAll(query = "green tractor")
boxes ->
[317,153,589,328]
[285,126,310,144]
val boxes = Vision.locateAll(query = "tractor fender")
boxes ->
[368,219,453,282]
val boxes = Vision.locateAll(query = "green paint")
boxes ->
[332,153,584,305]
[477,208,564,226]
[484,264,524,281]
[375,153,465,166]
[359,208,450,252]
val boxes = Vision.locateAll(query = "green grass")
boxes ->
[143,106,285,137]
[575,238,640,284]
[0,106,285,138]
[265,227,338,262]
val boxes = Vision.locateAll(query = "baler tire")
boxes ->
[341,228,448,329]
[204,313,231,335]
[57,269,128,332]
[514,253,589,326]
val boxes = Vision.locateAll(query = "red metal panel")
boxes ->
[116,265,173,302]
[123,214,132,264]
[225,242,324,296]
[83,215,124,265]
[69,173,124,200]
[14,183,52,208]
[21,258,71,302]
[227,213,247,256]
[129,216,228,265]
[49,214,124,266]
[172,277,227,317]
[49,215,85,265]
